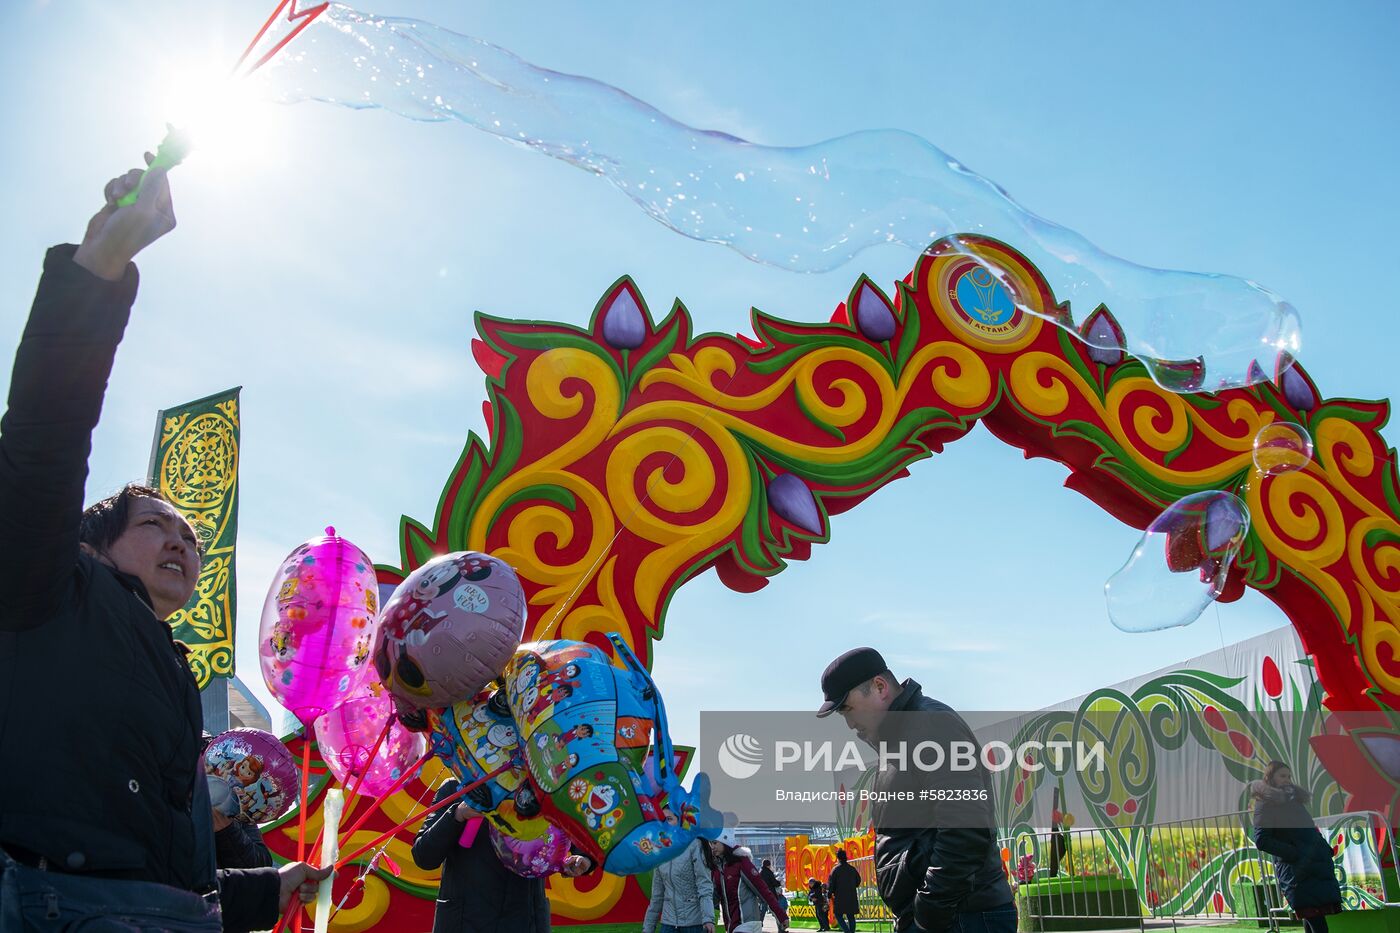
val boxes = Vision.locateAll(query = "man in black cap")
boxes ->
[817,648,1014,933]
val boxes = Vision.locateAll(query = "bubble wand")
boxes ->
[114,125,193,207]
[116,0,327,207]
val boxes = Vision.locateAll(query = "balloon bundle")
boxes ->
[422,632,725,876]
[256,534,721,932]
[255,530,444,933]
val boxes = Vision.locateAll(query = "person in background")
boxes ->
[758,858,787,924]
[828,848,862,933]
[706,831,788,933]
[808,876,831,931]
[641,836,714,933]
[412,778,593,932]
[1251,761,1342,933]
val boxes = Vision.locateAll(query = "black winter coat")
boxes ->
[870,680,1014,933]
[0,246,279,933]
[829,860,861,914]
[413,780,552,932]
[1253,786,1342,913]
[215,820,274,870]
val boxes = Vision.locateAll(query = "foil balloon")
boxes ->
[258,527,379,724]
[374,551,527,710]
[314,683,427,797]
[488,820,571,878]
[504,634,723,875]
[204,728,299,823]
[425,688,555,841]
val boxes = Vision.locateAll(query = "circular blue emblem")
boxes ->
[955,266,1015,326]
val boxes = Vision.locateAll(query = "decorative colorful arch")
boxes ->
[305,234,1400,927]
[395,234,1399,712]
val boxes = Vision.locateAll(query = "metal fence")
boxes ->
[1003,809,1399,932]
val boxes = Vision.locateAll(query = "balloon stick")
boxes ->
[313,789,344,933]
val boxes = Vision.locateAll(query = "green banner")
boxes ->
[147,387,241,689]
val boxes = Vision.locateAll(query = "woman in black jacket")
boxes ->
[0,156,326,930]
[1251,761,1343,933]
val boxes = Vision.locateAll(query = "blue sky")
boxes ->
[2,1,1397,748]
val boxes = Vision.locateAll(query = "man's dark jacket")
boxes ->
[0,246,278,931]
[870,679,1013,933]
[828,860,862,915]
[413,780,553,932]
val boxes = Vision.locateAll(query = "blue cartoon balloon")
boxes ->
[425,688,556,842]
[503,633,723,875]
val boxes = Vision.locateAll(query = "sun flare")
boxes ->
[155,58,277,177]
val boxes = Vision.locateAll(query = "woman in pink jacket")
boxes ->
[706,830,788,933]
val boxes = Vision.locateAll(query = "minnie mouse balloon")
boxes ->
[204,728,299,823]
[314,683,427,797]
[505,634,723,875]
[258,528,379,724]
[373,552,526,710]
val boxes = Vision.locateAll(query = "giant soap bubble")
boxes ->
[262,4,1301,393]
[1253,421,1314,476]
[1106,491,1250,633]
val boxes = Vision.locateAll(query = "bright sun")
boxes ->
[156,58,277,177]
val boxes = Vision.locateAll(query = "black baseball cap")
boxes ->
[816,647,888,717]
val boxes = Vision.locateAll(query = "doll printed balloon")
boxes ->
[488,820,571,878]
[204,728,299,823]
[258,528,379,723]
[314,682,427,797]
[504,634,723,875]
[374,552,527,710]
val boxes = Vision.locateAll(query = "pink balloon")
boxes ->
[373,552,526,710]
[258,528,380,724]
[204,728,299,823]
[313,685,427,798]
[488,820,571,878]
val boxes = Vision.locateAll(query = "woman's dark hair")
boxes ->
[81,482,206,561]
[700,839,718,872]
[80,483,169,555]
[1263,760,1291,785]
[836,848,848,862]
